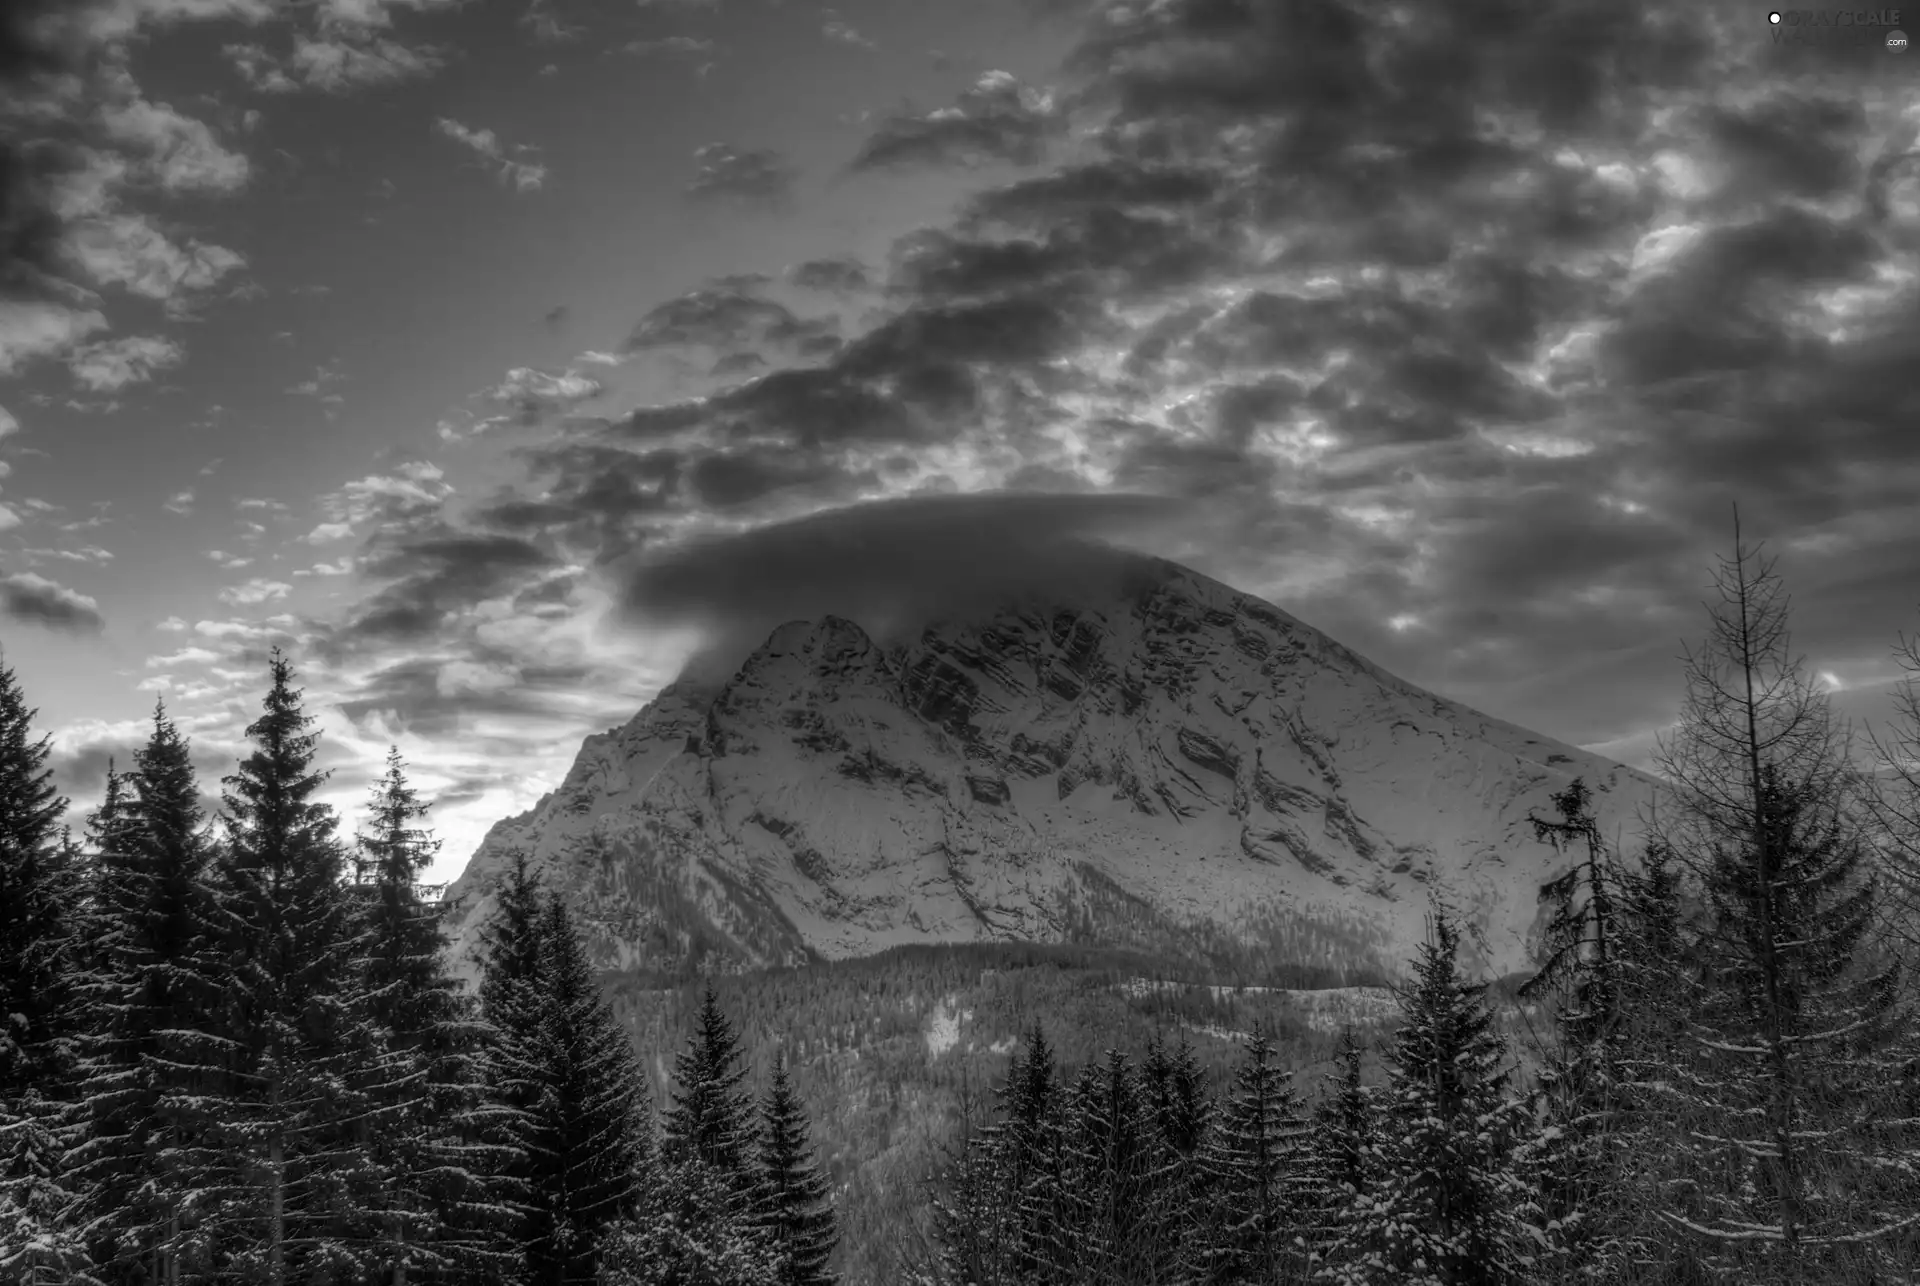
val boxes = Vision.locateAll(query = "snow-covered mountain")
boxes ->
[439,555,1658,988]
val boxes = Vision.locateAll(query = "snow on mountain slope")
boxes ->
[439,555,1658,988]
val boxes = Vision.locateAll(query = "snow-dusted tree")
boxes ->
[1307,1026,1378,1264]
[517,893,650,1285]
[752,1049,838,1286]
[1865,609,1920,953]
[1642,517,1917,1280]
[601,1150,781,1286]
[472,846,548,1276]
[1516,777,1635,1277]
[1042,1050,1170,1285]
[0,660,96,1283]
[66,704,231,1285]
[664,986,760,1204]
[0,1086,101,1286]
[350,747,519,1284]
[1197,1029,1315,1285]
[209,650,384,1283]
[988,1021,1067,1280]
[1140,1029,1212,1279]
[918,1073,1020,1286]
[0,659,86,1105]
[1323,915,1541,1286]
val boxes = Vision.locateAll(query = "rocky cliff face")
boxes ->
[439,556,1657,987]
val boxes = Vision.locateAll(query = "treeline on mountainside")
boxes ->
[906,519,1920,1285]
[0,649,839,1286]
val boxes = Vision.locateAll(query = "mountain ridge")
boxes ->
[440,554,1659,988]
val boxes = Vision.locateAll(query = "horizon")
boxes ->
[2,0,1918,887]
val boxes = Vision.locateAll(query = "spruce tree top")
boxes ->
[220,649,338,864]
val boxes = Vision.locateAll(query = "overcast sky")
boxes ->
[2,0,1917,885]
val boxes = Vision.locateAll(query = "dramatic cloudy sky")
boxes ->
[2,0,1917,885]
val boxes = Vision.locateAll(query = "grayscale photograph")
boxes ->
[1,0,1917,1282]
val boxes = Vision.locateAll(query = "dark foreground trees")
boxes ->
[1630,516,1918,1281]
[0,653,841,1285]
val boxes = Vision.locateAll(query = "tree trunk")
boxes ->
[269,1128,285,1286]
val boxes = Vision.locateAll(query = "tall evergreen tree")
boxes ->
[350,748,519,1284]
[209,650,384,1283]
[0,660,95,1283]
[1325,916,1540,1286]
[1045,1050,1166,1285]
[752,1049,837,1286]
[1140,1029,1213,1280]
[66,704,231,1285]
[985,1021,1065,1280]
[601,1149,781,1286]
[1308,1026,1377,1265]
[473,846,550,1278]
[1644,515,1917,1280]
[1517,777,1632,1278]
[919,1074,1019,1286]
[0,659,85,1102]
[516,894,650,1285]
[664,986,759,1201]
[1199,1030,1314,1286]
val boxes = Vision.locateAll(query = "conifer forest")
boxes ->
[4,536,1920,1286]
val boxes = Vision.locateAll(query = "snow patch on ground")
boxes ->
[925,994,969,1057]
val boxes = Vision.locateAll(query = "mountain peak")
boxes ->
[439,555,1656,988]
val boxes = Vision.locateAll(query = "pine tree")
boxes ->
[0,660,96,1283]
[0,1083,100,1285]
[350,748,519,1284]
[752,1049,838,1286]
[209,649,384,1283]
[0,659,86,1103]
[1308,1026,1377,1267]
[66,704,232,1285]
[919,1073,1019,1286]
[664,986,759,1202]
[601,1149,781,1286]
[517,894,650,1285]
[1140,1029,1213,1280]
[1044,1050,1166,1285]
[1199,1030,1314,1285]
[1326,915,1540,1286]
[1642,515,1917,1280]
[1517,777,1632,1277]
[473,846,550,1278]
[984,1021,1065,1280]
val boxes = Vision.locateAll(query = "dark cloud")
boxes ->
[625,282,833,352]
[482,366,605,427]
[709,351,767,378]
[1,572,106,634]
[788,255,872,294]
[484,442,683,556]
[327,0,1920,769]
[334,654,604,740]
[48,723,235,821]
[852,70,1060,171]
[0,0,83,300]
[338,527,558,645]
[685,144,797,208]
[888,208,1235,305]
[683,448,875,510]
[614,491,1193,673]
